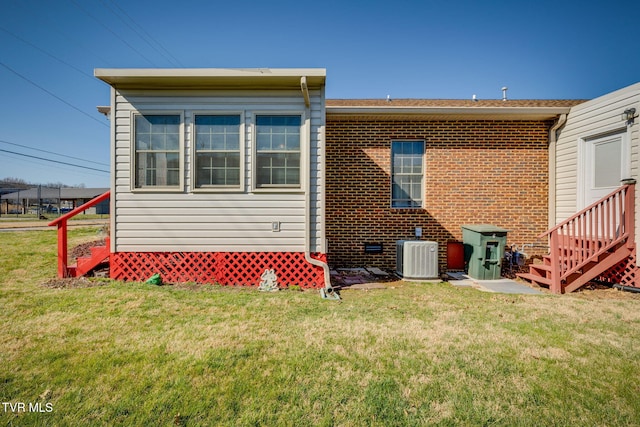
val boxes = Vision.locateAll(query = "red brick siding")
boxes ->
[325,119,551,272]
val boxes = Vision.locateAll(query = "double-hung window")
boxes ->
[255,115,301,188]
[391,141,424,208]
[194,115,241,189]
[134,114,182,189]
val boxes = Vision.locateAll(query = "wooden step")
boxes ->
[66,264,78,277]
[74,245,110,277]
[516,272,552,287]
[529,263,552,274]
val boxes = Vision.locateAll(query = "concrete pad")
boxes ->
[474,279,543,295]
[445,271,543,294]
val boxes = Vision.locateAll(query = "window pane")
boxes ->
[391,141,424,208]
[134,115,181,188]
[225,134,240,151]
[271,133,286,150]
[594,138,622,188]
[211,133,226,151]
[194,115,241,188]
[255,115,301,187]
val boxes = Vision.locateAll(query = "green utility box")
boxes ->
[461,224,508,280]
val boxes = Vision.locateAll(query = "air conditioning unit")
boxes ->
[396,240,439,280]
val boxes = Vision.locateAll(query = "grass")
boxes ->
[0,214,108,222]
[1,227,640,426]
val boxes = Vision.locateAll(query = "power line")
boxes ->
[100,0,183,67]
[0,61,109,128]
[69,0,158,66]
[0,25,95,81]
[0,151,108,179]
[0,139,109,167]
[0,148,109,173]
[9,0,113,66]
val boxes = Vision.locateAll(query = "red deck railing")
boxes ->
[540,183,635,293]
[48,191,110,278]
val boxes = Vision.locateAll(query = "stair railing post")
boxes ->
[549,230,562,294]
[49,190,110,279]
[57,220,68,278]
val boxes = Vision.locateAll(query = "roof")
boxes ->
[94,68,326,90]
[0,188,109,201]
[326,98,587,120]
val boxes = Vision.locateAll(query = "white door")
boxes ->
[582,131,628,208]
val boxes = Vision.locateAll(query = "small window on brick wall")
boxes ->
[391,141,424,208]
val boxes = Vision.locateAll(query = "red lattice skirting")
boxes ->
[598,246,638,288]
[110,251,327,289]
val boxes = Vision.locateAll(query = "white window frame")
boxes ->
[191,111,245,192]
[251,111,306,192]
[391,140,425,209]
[130,111,184,192]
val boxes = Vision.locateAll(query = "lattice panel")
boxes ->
[110,252,327,289]
[598,247,637,288]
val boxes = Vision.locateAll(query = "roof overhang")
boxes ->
[326,106,573,121]
[94,68,326,90]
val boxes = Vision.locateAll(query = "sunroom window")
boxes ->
[255,115,301,188]
[134,114,181,189]
[391,141,424,208]
[194,115,241,188]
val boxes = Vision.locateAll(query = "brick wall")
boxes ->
[325,118,551,273]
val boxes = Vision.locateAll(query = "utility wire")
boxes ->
[0,25,95,81]
[0,61,109,128]
[69,0,158,66]
[100,0,183,67]
[8,0,113,66]
[0,139,109,167]
[0,151,108,179]
[0,148,109,173]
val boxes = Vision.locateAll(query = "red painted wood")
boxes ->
[57,221,68,278]
[524,183,636,293]
[110,251,327,288]
[48,191,110,278]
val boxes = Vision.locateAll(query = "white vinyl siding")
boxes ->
[555,83,640,240]
[112,89,325,253]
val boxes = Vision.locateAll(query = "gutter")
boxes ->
[301,77,339,299]
[548,114,567,228]
[326,106,572,121]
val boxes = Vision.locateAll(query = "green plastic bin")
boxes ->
[461,225,508,280]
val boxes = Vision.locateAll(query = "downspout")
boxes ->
[301,76,339,299]
[548,114,567,229]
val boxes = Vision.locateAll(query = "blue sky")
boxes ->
[1,0,638,188]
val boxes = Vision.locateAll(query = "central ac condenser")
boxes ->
[396,240,439,280]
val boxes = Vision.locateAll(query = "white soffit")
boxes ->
[94,68,327,90]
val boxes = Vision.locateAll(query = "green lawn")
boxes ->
[1,228,640,426]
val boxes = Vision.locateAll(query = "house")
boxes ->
[1,187,109,215]
[50,68,637,292]
[323,98,583,273]
[91,68,329,289]
[518,83,639,291]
